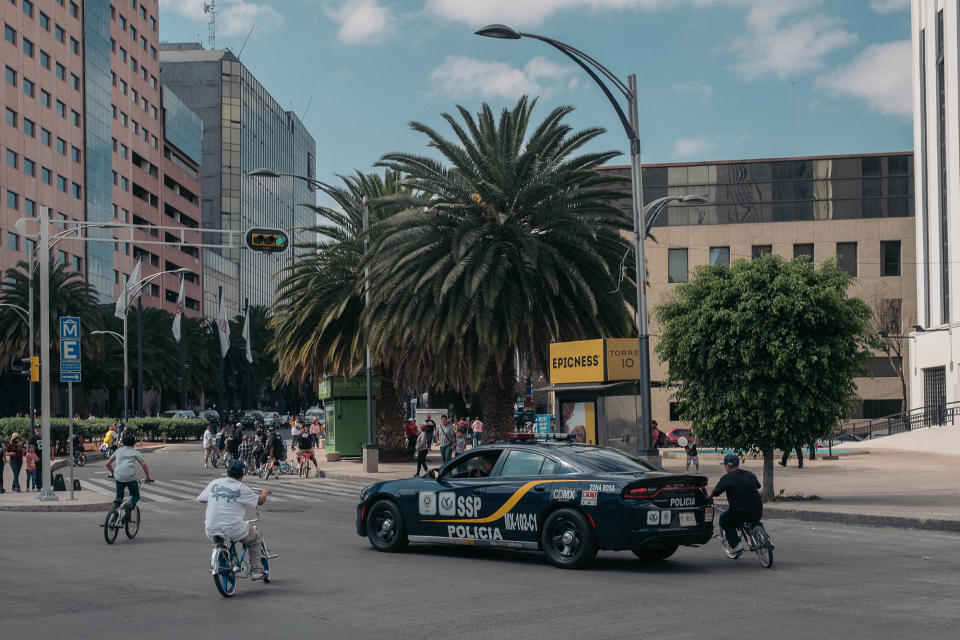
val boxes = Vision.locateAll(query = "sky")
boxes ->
[158,0,914,201]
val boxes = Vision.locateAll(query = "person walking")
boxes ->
[470,417,483,448]
[4,433,25,492]
[422,414,436,446]
[455,420,468,456]
[0,434,6,494]
[309,417,323,448]
[681,436,700,472]
[27,425,47,490]
[202,424,217,468]
[404,419,418,456]
[414,425,430,477]
[437,415,456,465]
[24,444,38,491]
[779,444,804,468]
[651,420,663,452]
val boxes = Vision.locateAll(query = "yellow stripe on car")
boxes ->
[424,479,582,524]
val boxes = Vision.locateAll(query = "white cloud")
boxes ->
[818,40,912,118]
[325,0,392,44]
[429,55,576,99]
[671,136,717,159]
[869,0,909,13]
[728,1,857,80]
[673,80,714,100]
[158,0,283,38]
[425,0,671,28]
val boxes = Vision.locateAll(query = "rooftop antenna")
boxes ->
[237,24,255,58]
[203,1,216,49]
[301,96,313,121]
[790,79,797,156]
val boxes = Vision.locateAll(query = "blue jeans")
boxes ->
[114,480,140,509]
[440,443,453,464]
[473,433,482,447]
[8,460,22,491]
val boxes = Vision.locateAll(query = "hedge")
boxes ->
[0,416,208,453]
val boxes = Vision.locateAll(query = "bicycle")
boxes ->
[297,450,317,478]
[73,448,87,467]
[101,479,153,544]
[714,507,774,568]
[210,506,278,598]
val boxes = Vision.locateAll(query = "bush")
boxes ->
[0,416,208,453]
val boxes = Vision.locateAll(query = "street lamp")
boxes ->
[247,168,378,473]
[478,24,662,460]
[644,195,708,236]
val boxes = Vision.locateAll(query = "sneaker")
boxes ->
[250,569,264,580]
[727,541,745,558]
[0,489,5,494]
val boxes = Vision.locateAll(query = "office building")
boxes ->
[601,151,916,430]
[910,1,960,415]
[158,43,317,317]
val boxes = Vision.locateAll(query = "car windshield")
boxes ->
[568,448,657,472]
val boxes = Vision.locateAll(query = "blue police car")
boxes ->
[356,442,714,569]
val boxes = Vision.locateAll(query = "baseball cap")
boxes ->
[723,453,739,466]
[227,460,246,478]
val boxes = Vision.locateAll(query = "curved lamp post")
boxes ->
[477,24,671,459]
[247,168,378,473]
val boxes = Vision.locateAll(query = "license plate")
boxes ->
[679,512,697,527]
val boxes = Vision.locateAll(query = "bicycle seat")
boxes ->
[211,533,227,546]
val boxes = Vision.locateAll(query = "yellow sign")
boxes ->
[30,356,39,382]
[605,338,641,381]
[549,339,604,384]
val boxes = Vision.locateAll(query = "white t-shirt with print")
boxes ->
[196,477,259,541]
[203,429,214,449]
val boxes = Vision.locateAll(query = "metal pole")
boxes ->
[180,306,187,409]
[137,294,143,417]
[38,205,56,500]
[244,297,251,410]
[68,381,74,500]
[362,198,378,473]
[28,238,35,433]
[218,285,225,413]
[627,74,656,462]
[122,275,129,422]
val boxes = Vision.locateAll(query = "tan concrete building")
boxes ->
[601,151,916,433]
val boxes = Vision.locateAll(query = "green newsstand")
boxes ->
[319,375,379,456]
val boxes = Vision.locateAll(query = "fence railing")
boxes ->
[837,400,960,441]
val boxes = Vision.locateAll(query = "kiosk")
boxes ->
[545,339,646,455]
[318,375,380,456]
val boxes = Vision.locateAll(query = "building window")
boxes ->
[71,183,81,198]
[708,246,730,267]
[55,24,64,42]
[23,77,34,96]
[41,167,51,184]
[71,110,80,126]
[668,248,689,283]
[56,100,65,117]
[70,37,79,54]
[24,157,34,176]
[55,62,65,80]
[41,128,50,145]
[881,241,901,277]
[6,190,18,210]
[5,65,16,86]
[936,10,950,323]
[39,49,49,68]
[7,232,19,251]
[4,24,16,45]
[836,242,857,276]
[793,243,814,260]
[56,138,66,154]
[57,250,67,266]
[24,198,34,215]
[38,11,48,30]
[22,37,33,56]
[70,2,78,19]
[57,175,67,192]
[861,399,902,420]
[71,73,80,90]
[40,89,50,107]
[752,245,772,259]
[23,118,34,137]
[5,148,17,168]
[5,107,16,127]
[73,255,82,271]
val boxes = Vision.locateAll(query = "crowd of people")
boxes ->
[200,415,327,479]
[1,425,53,493]
[408,414,484,477]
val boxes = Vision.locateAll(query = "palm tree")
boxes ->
[368,97,637,440]
[224,305,276,409]
[269,171,411,453]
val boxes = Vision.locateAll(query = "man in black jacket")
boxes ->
[708,453,763,557]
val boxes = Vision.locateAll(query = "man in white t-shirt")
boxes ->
[197,460,271,579]
[202,424,218,468]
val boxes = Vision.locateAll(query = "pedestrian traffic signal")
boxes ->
[244,228,289,253]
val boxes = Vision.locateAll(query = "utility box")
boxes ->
[319,375,380,456]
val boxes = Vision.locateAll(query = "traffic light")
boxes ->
[244,227,290,253]
[13,356,38,381]
[30,356,39,382]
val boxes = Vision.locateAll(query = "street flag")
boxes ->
[172,276,185,342]
[217,289,230,357]
[242,305,253,363]
[114,258,142,318]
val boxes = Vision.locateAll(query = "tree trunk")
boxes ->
[761,449,775,501]
[375,366,406,458]
[481,355,517,443]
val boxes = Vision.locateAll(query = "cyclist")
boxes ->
[708,453,763,557]
[105,433,154,520]
[294,425,320,477]
[102,426,117,456]
[196,460,271,580]
[261,426,284,480]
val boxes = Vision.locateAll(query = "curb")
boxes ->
[0,499,114,513]
[763,506,960,533]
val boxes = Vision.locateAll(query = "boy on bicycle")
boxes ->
[197,460,271,580]
[294,426,320,476]
[105,433,154,519]
[708,453,763,557]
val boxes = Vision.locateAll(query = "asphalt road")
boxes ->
[0,448,957,639]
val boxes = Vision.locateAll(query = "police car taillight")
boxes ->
[622,486,655,499]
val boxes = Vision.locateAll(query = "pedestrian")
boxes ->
[470,417,483,448]
[27,425,46,490]
[202,423,216,468]
[681,436,699,472]
[779,444,803,468]
[0,434,6,494]
[309,417,322,448]
[225,423,241,462]
[4,432,25,492]
[25,444,38,491]
[651,420,662,451]
[238,434,256,472]
[455,420,467,456]
[422,414,436,445]
[404,419,418,456]
[437,415,456,464]
[291,418,301,440]
[414,425,430,477]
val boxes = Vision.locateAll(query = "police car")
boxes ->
[356,442,714,569]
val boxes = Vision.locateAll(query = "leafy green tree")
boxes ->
[655,254,872,499]
[368,97,635,441]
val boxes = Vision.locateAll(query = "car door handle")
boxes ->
[533,486,546,492]
[473,489,483,495]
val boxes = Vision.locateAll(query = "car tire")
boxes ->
[541,508,597,569]
[366,499,409,553]
[631,545,678,561]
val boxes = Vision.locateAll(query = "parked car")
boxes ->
[239,410,264,429]
[666,428,694,447]
[200,409,221,428]
[305,406,324,424]
[160,409,198,419]
[261,411,282,429]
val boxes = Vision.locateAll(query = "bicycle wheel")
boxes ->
[753,525,774,568]
[260,542,271,583]
[75,452,86,467]
[103,509,119,544]
[125,505,141,539]
[213,549,237,597]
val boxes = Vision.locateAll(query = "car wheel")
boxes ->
[631,545,678,561]
[366,499,409,552]
[541,508,597,569]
